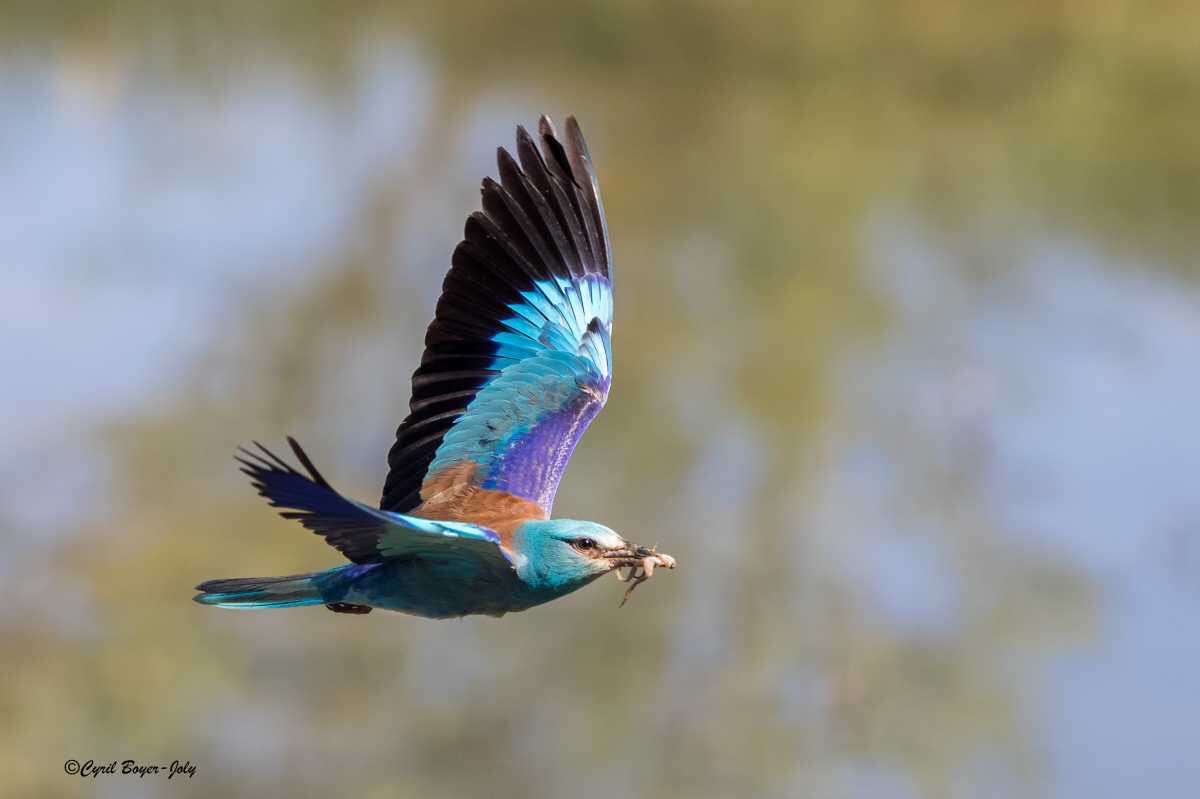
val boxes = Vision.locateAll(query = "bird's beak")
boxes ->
[604,543,676,606]
[605,544,676,571]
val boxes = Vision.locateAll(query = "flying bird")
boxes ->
[194,116,674,618]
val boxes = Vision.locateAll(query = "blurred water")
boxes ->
[2,7,1198,798]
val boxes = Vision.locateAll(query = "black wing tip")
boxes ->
[231,436,330,488]
[563,116,593,167]
[495,146,516,168]
[493,114,595,213]
[534,113,585,143]
[286,436,332,488]
[496,145,519,170]
[234,444,287,476]
[533,114,602,199]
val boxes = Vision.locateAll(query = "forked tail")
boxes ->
[193,572,326,609]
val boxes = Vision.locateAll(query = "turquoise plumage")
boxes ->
[194,116,675,618]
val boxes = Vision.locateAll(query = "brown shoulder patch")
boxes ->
[412,463,546,551]
[419,461,478,505]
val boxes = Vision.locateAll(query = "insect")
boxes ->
[194,116,675,619]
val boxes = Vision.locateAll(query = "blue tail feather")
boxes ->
[193,571,328,609]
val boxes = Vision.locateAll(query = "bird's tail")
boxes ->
[193,571,327,609]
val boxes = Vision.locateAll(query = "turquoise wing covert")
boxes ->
[381,116,612,516]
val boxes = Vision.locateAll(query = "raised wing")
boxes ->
[237,440,511,566]
[381,116,612,516]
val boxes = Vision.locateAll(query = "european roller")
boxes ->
[194,116,675,618]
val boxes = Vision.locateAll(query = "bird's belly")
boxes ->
[338,558,534,619]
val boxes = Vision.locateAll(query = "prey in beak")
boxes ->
[603,543,677,607]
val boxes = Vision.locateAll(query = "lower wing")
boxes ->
[235,439,513,567]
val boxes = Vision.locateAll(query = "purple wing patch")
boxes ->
[482,377,608,510]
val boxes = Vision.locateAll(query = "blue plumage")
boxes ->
[194,116,674,619]
[427,272,613,509]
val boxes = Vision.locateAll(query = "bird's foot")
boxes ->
[325,602,372,615]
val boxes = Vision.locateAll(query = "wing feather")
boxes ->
[381,116,612,516]
[239,440,510,566]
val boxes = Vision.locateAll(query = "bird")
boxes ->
[193,115,675,619]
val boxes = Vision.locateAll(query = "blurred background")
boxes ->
[3,2,1198,797]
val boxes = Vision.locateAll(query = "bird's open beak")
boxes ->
[604,543,676,606]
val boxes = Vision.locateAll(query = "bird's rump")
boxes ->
[381,116,613,517]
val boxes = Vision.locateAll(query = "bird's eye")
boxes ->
[572,537,597,552]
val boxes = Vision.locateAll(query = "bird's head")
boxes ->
[512,519,675,600]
